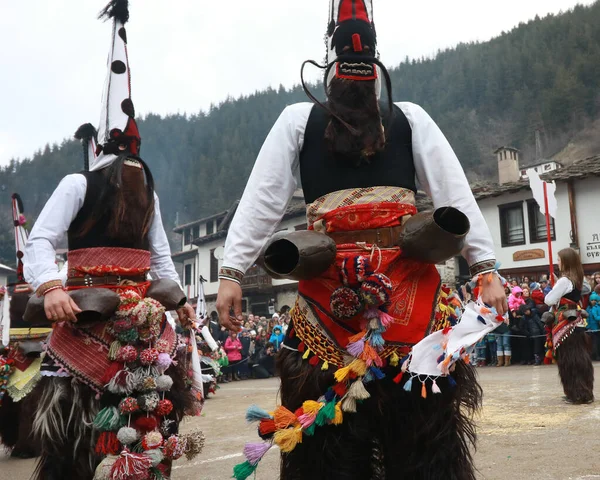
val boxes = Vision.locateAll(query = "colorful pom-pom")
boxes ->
[141,431,163,450]
[134,415,158,433]
[155,399,173,416]
[155,339,171,354]
[138,392,160,412]
[163,435,186,460]
[182,431,205,461]
[144,448,165,467]
[330,287,363,320]
[360,273,393,307]
[139,348,159,366]
[156,353,172,373]
[119,397,139,415]
[93,406,121,432]
[117,345,138,363]
[117,328,139,343]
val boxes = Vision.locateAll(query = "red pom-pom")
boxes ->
[119,397,139,414]
[139,348,159,366]
[134,415,158,433]
[308,355,320,366]
[297,342,305,353]
[117,345,138,363]
[155,399,173,416]
[100,362,124,385]
[330,287,363,320]
[95,431,121,455]
[360,273,393,307]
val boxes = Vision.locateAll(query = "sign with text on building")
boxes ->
[586,233,600,259]
[513,249,546,262]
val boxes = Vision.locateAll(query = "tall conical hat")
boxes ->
[11,194,29,285]
[325,0,378,85]
[92,0,140,171]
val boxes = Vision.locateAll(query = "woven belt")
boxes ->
[327,225,404,248]
[66,274,147,287]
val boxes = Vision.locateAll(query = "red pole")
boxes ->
[543,182,555,286]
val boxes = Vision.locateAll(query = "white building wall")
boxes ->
[574,177,600,266]
[477,177,600,272]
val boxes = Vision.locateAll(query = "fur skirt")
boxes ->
[556,327,594,404]
[276,348,482,480]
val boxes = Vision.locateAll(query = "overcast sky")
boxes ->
[0,0,594,165]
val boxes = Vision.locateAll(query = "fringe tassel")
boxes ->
[243,442,271,466]
[274,427,302,453]
[389,351,400,367]
[321,360,329,371]
[108,341,122,361]
[95,431,121,455]
[392,372,403,384]
[332,382,348,397]
[421,381,427,399]
[258,419,276,437]
[233,460,258,480]
[302,348,311,360]
[246,405,272,423]
[432,380,441,394]
[109,449,153,480]
[273,406,298,430]
[347,380,370,400]
[315,400,336,426]
[403,377,413,392]
[298,413,316,429]
[346,338,365,357]
[301,400,322,416]
[332,403,343,425]
[341,395,357,413]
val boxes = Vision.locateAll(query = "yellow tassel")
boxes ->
[274,428,303,453]
[321,361,329,371]
[332,403,343,425]
[348,380,370,400]
[421,382,427,399]
[302,400,323,416]
[334,365,351,383]
[302,348,311,360]
[348,358,367,376]
[389,352,400,368]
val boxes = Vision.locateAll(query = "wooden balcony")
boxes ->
[241,266,272,290]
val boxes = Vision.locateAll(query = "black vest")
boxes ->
[299,104,416,204]
[564,286,582,303]
[68,171,150,251]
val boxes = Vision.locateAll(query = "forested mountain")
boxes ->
[0,2,599,266]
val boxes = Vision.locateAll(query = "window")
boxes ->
[184,264,192,286]
[499,202,525,247]
[544,164,552,171]
[206,221,214,235]
[527,200,556,243]
[183,229,190,246]
[193,225,200,240]
[210,248,219,283]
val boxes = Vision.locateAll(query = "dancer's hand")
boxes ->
[177,302,196,328]
[481,274,508,316]
[216,280,243,332]
[44,289,81,322]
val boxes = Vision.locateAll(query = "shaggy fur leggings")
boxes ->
[277,348,482,480]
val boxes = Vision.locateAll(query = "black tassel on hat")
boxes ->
[98,0,130,24]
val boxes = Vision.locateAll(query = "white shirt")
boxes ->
[23,173,181,291]
[544,277,574,307]
[221,102,496,275]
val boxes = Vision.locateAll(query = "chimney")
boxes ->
[495,147,520,184]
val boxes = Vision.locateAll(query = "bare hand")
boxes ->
[216,280,243,332]
[176,303,196,328]
[480,274,508,316]
[44,289,81,323]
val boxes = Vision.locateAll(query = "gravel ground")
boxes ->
[1,363,599,480]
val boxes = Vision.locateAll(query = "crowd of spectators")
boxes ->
[206,311,291,383]
[472,271,600,366]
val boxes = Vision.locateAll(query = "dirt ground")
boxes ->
[2,364,600,480]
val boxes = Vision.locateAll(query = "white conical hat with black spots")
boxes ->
[92,0,140,171]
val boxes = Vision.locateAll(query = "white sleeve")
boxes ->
[149,194,183,288]
[23,174,87,291]
[220,103,312,277]
[398,102,496,275]
[544,277,574,306]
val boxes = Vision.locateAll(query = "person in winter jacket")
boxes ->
[519,304,545,365]
[224,331,243,381]
[269,325,285,352]
[586,292,600,360]
[508,286,526,313]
